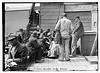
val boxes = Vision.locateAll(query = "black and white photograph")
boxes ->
[2,1,98,71]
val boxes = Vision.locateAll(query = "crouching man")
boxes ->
[26,31,43,63]
[5,34,28,71]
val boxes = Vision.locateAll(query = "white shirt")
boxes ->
[55,17,72,38]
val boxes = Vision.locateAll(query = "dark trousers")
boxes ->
[29,47,43,62]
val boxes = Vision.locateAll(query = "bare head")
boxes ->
[63,13,67,17]
[74,16,81,22]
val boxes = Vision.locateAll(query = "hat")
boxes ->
[7,34,17,41]
[19,29,24,32]
[32,31,38,37]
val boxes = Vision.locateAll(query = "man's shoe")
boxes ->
[35,60,44,63]
[70,55,76,58]
[58,60,64,61]
[65,59,71,61]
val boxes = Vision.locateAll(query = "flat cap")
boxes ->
[7,34,17,41]
[32,31,38,37]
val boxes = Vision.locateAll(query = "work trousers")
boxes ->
[71,34,79,56]
[59,38,70,60]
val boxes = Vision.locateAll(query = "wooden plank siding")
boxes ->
[81,33,96,56]
[40,3,97,31]
[65,4,93,12]
[40,3,64,31]
[65,4,98,31]
[66,12,92,31]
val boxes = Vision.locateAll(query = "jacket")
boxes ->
[8,43,28,64]
[73,21,84,37]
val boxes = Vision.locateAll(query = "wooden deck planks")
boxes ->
[27,56,98,71]
[85,56,98,64]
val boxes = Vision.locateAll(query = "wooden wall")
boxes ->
[65,4,93,12]
[66,12,91,31]
[40,3,97,31]
[40,3,64,31]
[65,3,98,31]
[81,32,96,55]
[91,4,98,32]
[40,3,98,56]
[64,3,98,56]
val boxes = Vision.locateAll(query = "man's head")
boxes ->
[63,13,67,17]
[39,29,43,33]
[32,31,38,38]
[19,29,23,32]
[19,29,24,35]
[74,16,81,22]
[46,29,50,33]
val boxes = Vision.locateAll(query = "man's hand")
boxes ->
[6,59,13,68]
[6,59,13,64]
[6,62,17,68]
[72,31,75,34]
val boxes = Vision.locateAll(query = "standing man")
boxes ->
[71,16,84,57]
[55,13,72,61]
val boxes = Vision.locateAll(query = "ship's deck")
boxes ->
[27,55,98,71]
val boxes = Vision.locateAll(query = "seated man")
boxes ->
[48,38,60,58]
[17,29,25,43]
[71,16,84,57]
[5,34,28,71]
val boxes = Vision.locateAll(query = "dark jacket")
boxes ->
[8,43,28,64]
[74,21,84,37]
[27,36,40,50]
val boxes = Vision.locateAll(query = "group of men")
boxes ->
[5,28,51,71]
[5,13,84,71]
[55,13,84,61]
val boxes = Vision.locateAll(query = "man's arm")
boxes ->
[13,46,28,62]
[69,21,73,35]
[55,20,61,30]
[73,22,81,33]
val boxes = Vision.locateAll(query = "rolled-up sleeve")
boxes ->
[68,21,73,35]
[55,20,61,30]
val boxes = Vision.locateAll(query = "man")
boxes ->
[6,34,28,71]
[24,29,31,43]
[27,31,43,63]
[17,29,25,43]
[46,29,51,37]
[71,16,84,57]
[55,13,72,61]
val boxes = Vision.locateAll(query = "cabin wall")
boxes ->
[64,3,98,56]
[40,3,97,32]
[66,11,91,31]
[40,3,98,56]
[91,4,98,32]
[65,4,98,32]
[40,3,64,31]
[81,32,96,55]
